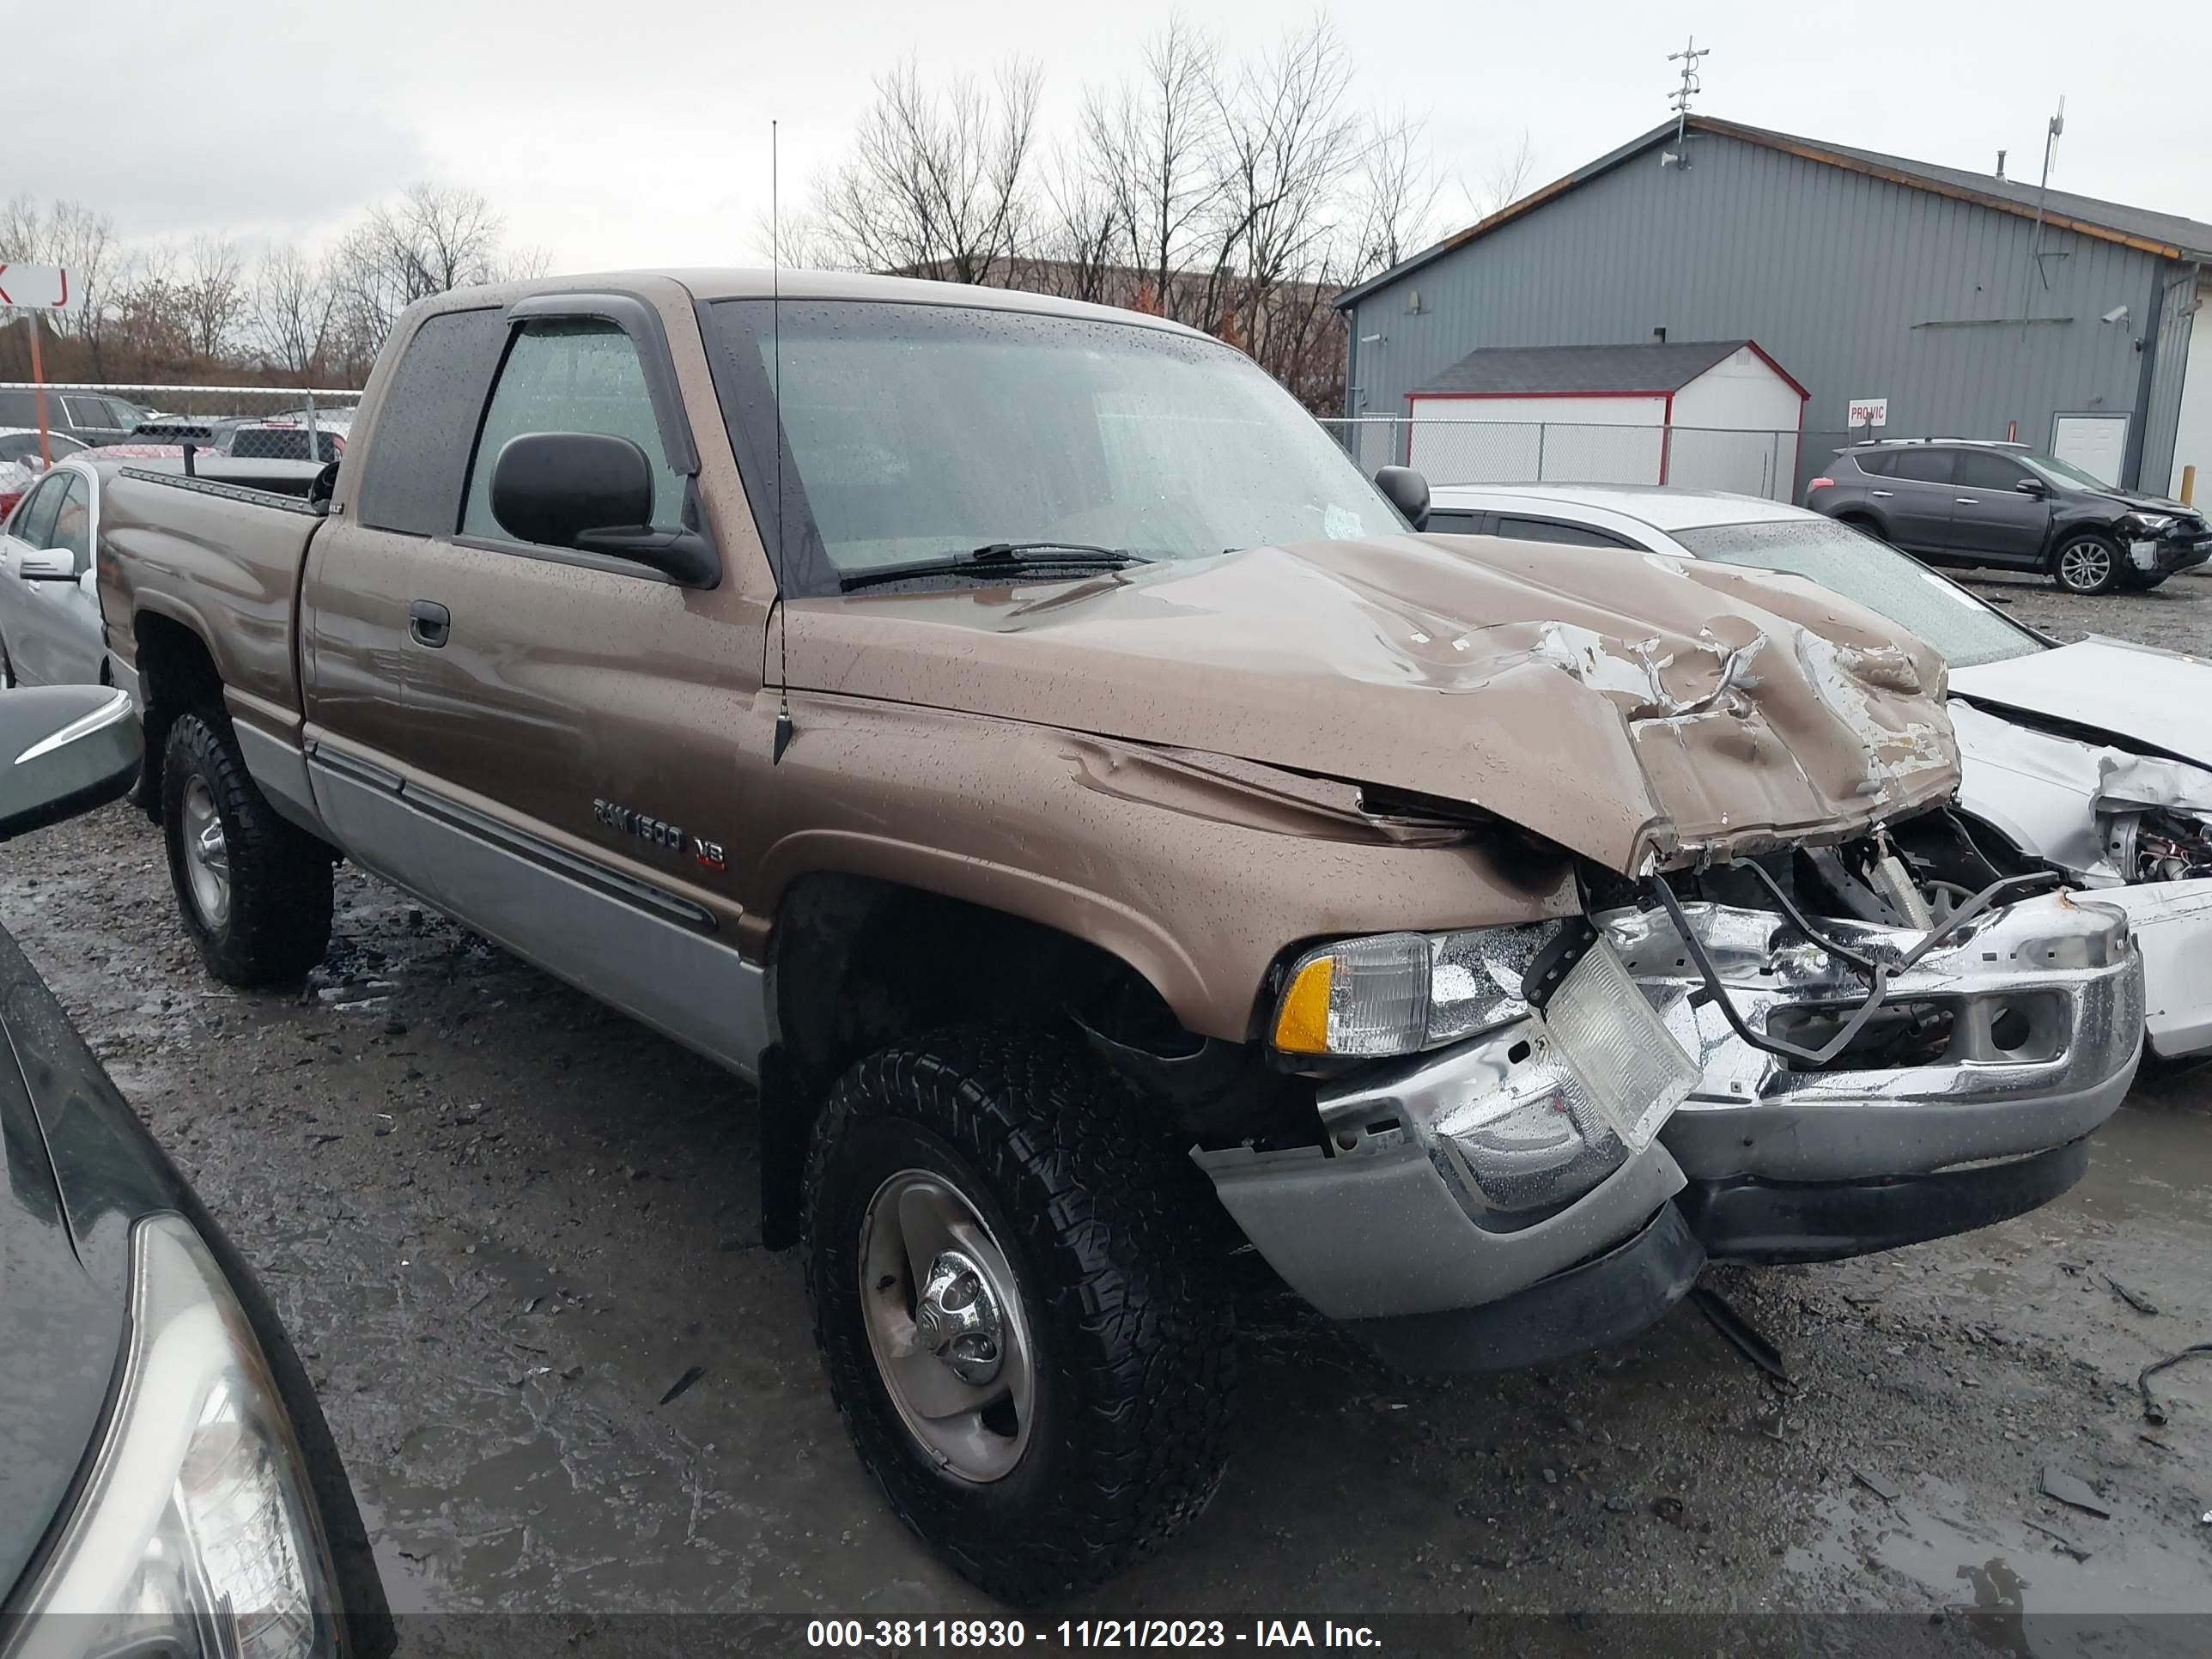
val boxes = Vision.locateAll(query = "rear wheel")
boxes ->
[805,1028,1236,1603]
[2052,532,2123,594]
[161,708,333,987]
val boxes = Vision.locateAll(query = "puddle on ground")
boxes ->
[2069,1102,2212,1231]
[1786,1476,2212,1643]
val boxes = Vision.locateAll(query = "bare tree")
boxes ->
[250,244,341,380]
[1079,19,1223,319]
[1463,129,1538,221]
[811,58,1042,284]
[178,234,249,361]
[1346,108,1444,283]
[331,183,526,363]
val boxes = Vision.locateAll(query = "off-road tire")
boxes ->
[805,1028,1237,1604]
[2051,532,2124,594]
[161,708,333,987]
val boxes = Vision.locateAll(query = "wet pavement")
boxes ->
[2,578,2209,1630]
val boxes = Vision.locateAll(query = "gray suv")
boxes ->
[1805,438,2211,594]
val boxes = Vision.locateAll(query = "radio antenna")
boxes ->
[769,117,795,764]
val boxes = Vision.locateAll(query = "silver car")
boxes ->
[0,455,104,689]
[1426,480,2212,1060]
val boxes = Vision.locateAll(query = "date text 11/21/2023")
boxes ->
[805,1621,1384,1649]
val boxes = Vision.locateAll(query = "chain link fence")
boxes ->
[1318,416,1812,503]
[0,382,363,464]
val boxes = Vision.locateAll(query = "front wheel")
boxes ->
[2052,532,2124,594]
[161,708,334,987]
[805,1030,1237,1604]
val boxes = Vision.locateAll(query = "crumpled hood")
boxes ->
[1953,637,2212,772]
[787,535,1960,875]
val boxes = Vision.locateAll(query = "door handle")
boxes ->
[1955,497,1979,505]
[1870,489,1894,497]
[408,600,451,648]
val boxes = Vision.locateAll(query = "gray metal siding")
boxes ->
[2139,262,2201,492]
[1346,131,2176,486]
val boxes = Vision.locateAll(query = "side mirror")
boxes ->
[16,548,76,581]
[489,432,716,586]
[0,687,142,842]
[1373,465,1431,532]
[2014,477,2047,498]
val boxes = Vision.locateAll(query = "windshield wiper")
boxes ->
[839,543,1149,592]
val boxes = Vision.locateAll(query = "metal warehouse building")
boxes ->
[1336,115,2212,501]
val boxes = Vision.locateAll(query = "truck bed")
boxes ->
[98,467,325,735]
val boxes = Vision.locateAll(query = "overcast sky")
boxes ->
[14,0,2211,273]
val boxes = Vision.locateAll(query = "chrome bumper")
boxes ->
[1197,961,1696,1323]
[1602,891,2144,1183]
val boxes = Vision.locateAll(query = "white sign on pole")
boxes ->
[1847,397,1889,429]
[0,264,82,312]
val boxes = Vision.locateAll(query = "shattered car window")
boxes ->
[1674,519,2044,671]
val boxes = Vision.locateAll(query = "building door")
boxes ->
[2051,414,2129,489]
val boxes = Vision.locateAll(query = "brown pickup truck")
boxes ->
[96,271,2142,1601]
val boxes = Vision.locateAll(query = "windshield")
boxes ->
[2022,452,2117,491]
[708,299,1403,593]
[1672,517,2045,670]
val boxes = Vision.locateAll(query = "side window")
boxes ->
[62,396,112,430]
[1496,515,1632,549]
[1425,509,1481,534]
[11,476,64,550]
[1889,448,1956,484]
[354,307,511,537]
[51,473,93,574]
[1851,450,1893,477]
[1957,451,2030,490]
[462,319,684,543]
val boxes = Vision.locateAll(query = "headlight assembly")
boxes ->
[4,1215,341,1659]
[2125,513,2175,534]
[1271,922,1559,1057]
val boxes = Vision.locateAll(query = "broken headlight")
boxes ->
[1270,922,1558,1057]
[3,1215,342,1659]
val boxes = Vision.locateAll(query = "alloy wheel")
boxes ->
[2057,538,2113,592]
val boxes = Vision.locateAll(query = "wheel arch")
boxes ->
[131,610,225,811]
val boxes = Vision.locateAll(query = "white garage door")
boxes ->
[2051,413,2129,488]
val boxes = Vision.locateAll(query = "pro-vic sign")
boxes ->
[1847,397,1889,429]
[0,264,82,312]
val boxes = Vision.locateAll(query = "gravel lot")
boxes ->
[3,573,2209,1635]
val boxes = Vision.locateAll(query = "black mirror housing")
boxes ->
[490,431,656,547]
[1373,465,1431,532]
[2014,477,2047,497]
[489,432,717,585]
[0,687,142,842]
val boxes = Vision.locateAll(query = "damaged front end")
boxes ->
[1600,825,2143,1263]
[1949,699,2212,1058]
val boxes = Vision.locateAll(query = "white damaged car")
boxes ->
[1425,483,2212,1060]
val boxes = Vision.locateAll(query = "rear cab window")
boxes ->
[352,308,510,537]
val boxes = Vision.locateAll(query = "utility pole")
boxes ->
[1662,36,1710,168]
[2019,97,2064,337]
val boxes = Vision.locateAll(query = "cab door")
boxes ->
[395,286,769,1073]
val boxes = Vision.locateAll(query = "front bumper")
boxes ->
[1604,890,2143,1188]
[2128,531,2212,576]
[1680,1136,2091,1263]
[1195,967,1697,1352]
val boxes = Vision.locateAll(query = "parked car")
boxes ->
[0,684,392,1656]
[1426,481,2211,1060]
[0,428,89,521]
[216,418,346,463]
[0,389,149,447]
[1804,437,2212,594]
[97,271,2142,1601]
[1,453,328,690]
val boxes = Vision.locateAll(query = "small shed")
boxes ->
[1405,339,1808,498]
